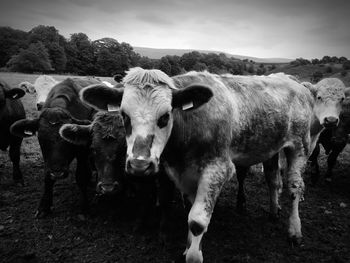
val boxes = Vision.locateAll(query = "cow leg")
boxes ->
[263,153,282,221]
[9,137,23,185]
[185,158,234,263]
[236,165,249,213]
[36,173,55,218]
[325,142,346,183]
[308,143,320,185]
[284,147,306,247]
[75,155,92,216]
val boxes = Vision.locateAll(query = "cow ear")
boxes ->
[302,82,317,97]
[80,84,124,111]
[10,119,39,138]
[172,84,213,111]
[59,124,91,146]
[345,87,350,98]
[5,88,25,100]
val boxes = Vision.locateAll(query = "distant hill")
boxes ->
[133,46,293,64]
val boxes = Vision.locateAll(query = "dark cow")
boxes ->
[10,78,100,218]
[59,110,173,231]
[80,68,345,263]
[309,90,350,184]
[0,78,26,184]
[59,111,126,195]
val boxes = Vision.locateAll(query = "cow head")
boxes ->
[10,107,90,180]
[59,112,126,194]
[80,67,213,176]
[19,81,36,94]
[303,78,348,128]
[0,80,25,108]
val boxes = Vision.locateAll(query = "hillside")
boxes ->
[133,46,293,64]
[268,63,350,86]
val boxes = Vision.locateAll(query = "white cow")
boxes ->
[19,75,58,110]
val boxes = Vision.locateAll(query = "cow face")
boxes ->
[305,79,347,128]
[80,68,213,177]
[59,112,126,194]
[10,108,90,180]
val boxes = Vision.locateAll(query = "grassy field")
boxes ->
[0,72,349,263]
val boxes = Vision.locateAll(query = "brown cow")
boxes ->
[79,68,345,263]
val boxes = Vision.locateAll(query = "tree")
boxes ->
[28,25,67,72]
[6,42,53,73]
[158,57,172,75]
[0,27,28,67]
[343,61,350,70]
[66,33,96,75]
[311,58,320,65]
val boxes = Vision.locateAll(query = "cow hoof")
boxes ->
[35,209,52,218]
[288,236,303,248]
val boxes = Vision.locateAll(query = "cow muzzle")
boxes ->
[126,157,158,176]
[323,116,339,128]
[96,181,120,195]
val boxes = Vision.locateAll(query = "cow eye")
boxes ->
[317,96,322,101]
[341,97,345,102]
[157,113,170,129]
[121,111,132,135]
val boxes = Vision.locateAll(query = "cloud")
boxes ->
[0,0,350,58]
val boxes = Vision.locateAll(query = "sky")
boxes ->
[1,0,350,59]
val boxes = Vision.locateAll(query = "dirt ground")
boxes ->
[0,72,349,263]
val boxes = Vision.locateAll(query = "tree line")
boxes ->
[1,25,349,78]
[0,25,264,77]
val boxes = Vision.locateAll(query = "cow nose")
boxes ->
[96,182,120,194]
[127,158,154,175]
[324,116,338,127]
[37,103,43,111]
[50,171,65,180]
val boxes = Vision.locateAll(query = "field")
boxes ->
[0,72,349,263]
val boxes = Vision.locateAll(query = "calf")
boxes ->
[309,88,350,184]
[10,78,100,218]
[0,78,26,184]
[60,111,173,231]
[80,68,345,263]
[59,111,126,195]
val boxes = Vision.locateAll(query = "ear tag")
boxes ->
[107,104,119,112]
[12,94,18,99]
[182,101,194,111]
[24,130,33,136]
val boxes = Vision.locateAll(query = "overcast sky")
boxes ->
[1,0,349,59]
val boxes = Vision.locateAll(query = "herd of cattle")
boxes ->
[1,69,349,263]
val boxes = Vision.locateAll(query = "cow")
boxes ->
[19,75,58,110]
[59,111,126,195]
[59,110,173,231]
[10,78,100,218]
[0,78,26,184]
[309,86,350,184]
[79,68,346,263]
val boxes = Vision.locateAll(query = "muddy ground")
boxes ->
[0,73,349,263]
